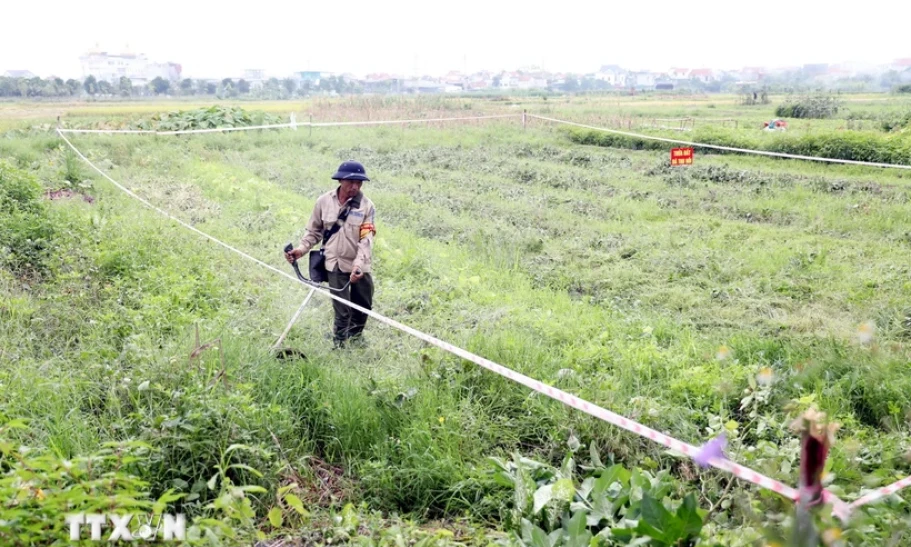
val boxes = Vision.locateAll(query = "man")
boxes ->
[285,160,377,347]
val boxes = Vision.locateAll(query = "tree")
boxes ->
[282,78,297,96]
[180,78,195,95]
[83,75,98,96]
[880,70,901,90]
[150,77,170,95]
[218,79,236,98]
[205,82,217,95]
[0,77,18,97]
[237,79,251,94]
[26,77,45,97]
[119,77,132,97]
[65,79,81,96]
[51,78,67,96]
[98,80,114,96]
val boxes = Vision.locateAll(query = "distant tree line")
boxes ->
[2,70,906,100]
[0,74,364,99]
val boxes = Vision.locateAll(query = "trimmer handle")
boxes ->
[283,242,306,282]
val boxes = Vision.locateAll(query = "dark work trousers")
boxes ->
[328,265,374,344]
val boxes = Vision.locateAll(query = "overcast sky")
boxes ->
[3,0,909,79]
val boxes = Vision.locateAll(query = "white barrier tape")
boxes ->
[849,475,911,509]
[57,114,518,136]
[156,121,303,135]
[310,114,517,127]
[55,128,158,134]
[57,129,906,521]
[529,114,911,170]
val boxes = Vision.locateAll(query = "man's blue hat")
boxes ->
[331,160,370,182]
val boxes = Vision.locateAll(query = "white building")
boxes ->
[630,72,657,88]
[79,46,181,85]
[596,65,627,86]
[242,69,267,89]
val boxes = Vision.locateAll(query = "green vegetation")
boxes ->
[0,159,55,275]
[565,125,911,165]
[129,105,284,131]
[1,98,910,544]
[775,94,842,119]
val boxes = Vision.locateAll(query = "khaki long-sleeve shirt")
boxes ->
[299,188,376,274]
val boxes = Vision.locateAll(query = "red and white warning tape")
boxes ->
[850,475,911,510]
[56,126,909,522]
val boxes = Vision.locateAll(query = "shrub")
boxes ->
[0,159,55,275]
[130,106,283,132]
[775,93,842,119]
[894,84,911,94]
[881,110,911,132]
[566,127,911,166]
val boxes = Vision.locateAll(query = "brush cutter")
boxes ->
[273,243,357,360]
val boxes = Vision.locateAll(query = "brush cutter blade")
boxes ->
[274,348,307,361]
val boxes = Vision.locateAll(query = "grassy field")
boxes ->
[1,94,910,545]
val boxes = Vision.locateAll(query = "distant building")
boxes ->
[297,71,325,85]
[403,78,445,93]
[890,58,911,72]
[79,45,181,85]
[802,63,829,77]
[688,68,716,83]
[630,72,658,88]
[596,65,627,86]
[668,68,690,81]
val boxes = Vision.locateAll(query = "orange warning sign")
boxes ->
[670,147,694,165]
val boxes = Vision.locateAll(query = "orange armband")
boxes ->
[359,223,376,240]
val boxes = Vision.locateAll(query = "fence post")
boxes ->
[522,109,527,130]
[309,114,312,138]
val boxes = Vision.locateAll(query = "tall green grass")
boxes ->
[1,111,910,543]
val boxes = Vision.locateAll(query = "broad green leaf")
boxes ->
[587,495,616,527]
[676,493,704,538]
[284,493,308,516]
[530,525,552,547]
[206,472,219,491]
[267,507,283,528]
[636,493,683,543]
[224,443,253,456]
[565,509,591,547]
[228,463,264,477]
[533,484,554,514]
[578,477,595,501]
[589,441,603,469]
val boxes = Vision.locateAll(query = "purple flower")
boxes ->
[694,432,727,468]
